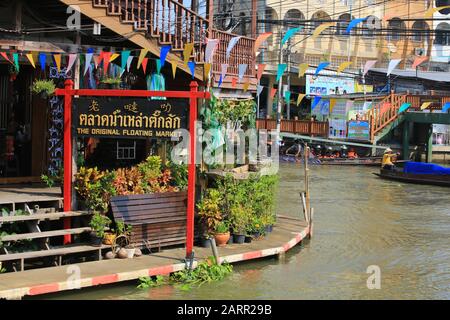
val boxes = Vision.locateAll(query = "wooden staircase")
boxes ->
[60,0,256,86]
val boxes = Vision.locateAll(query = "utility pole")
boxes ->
[286,38,291,120]
[276,1,283,137]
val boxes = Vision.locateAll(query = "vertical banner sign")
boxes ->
[73,98,188,139]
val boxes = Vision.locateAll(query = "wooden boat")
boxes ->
[373,169,450,187]
[319,157,382,166]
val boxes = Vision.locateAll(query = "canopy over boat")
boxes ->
[403,162,450,175]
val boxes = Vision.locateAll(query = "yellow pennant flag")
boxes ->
[424,5,450,18]
[243,81,250,92]
[54,54,61,72]
[329,99,337,113]
[298,63,308,77]
[110,53,120,62]
[297,94,306,106]
[170,60,177,79]
[137,49,149,69]
[183,43,194,65]
[420,102,432,110]
[312,22,334,39]
[25,53,36,68]
[204,63,211,80]
[337,61,352,74]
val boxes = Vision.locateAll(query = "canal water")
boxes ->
[45,163,450,300]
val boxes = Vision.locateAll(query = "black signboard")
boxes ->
[73,97,188,139]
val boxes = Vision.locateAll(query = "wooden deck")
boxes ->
[0,215,310,299]
[0,185,62,207]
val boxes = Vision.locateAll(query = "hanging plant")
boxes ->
[31,79,56,99]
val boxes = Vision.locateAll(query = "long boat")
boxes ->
[373,162,450,187]
[319,157,382,166]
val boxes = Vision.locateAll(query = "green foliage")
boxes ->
[31,80,56,96]
[101,77,122,85]
[41,167,63,188]
[165,161,188,190]
[205,96,256,130]
[215,220,229,234]
[89,212,111,239]
[114,219,133,247]
[197,189,223,236]
[137,257,233,291]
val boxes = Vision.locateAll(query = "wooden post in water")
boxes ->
[304,144,310,216]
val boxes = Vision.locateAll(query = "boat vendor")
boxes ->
[381,148,397,170]
[285,139,303,160]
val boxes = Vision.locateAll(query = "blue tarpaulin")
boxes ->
[403,162,450,175]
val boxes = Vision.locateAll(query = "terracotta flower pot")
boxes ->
[102,232,116,245]
[214,232,230,247]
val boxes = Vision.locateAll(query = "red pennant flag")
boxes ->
[102,52,112,75]
[1,52,12,64]
[270,88,277,99]
[412,56,428,69]
[231,77,237,88]
[257,64,266,81]
[142,58,148,74]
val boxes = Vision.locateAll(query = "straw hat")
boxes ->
[384,148,393,153]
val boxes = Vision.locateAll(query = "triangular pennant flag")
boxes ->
[66,54,77,72]
[39,53,47,71]
[387,59,401,76]
[220,64,228,84]
[126,56,134,72]
[226,36,242,60]
[363,60,377,76]
[218,75,224,87]
[238,64,247,83]
[257,64,266,81]
[345,18,366,35]
[204,63,212,80]
[160,45,171,67]
[314,62,330,77]
[205,39,219,62]
[0,52,12,64]
[270,88,277,99]
[13,53,20,72]
[254,32,272,54]
[102,52,112,75]
[281,27,303,46]
[284,90,291,103]
[257,85,263,96]
[398,102,411,113]
[298,63,309,77]
[142,57,148,74]
[420,102,432,110]
[84,53,93,75]
[312,96,322,110]
[137,49,149,69]
[243,82,250,92]
[121,50,131,72]
[231,77,237,88]
[183,43,194,65]
[93,54,101,69]
[312,22,334,39]
[442,102,450,113]
[412,56,428,69]
[171,60,177,79]
[337,61,352,74]
[26,53,36,68]
[53,54,61,72]
[276,64,287,82]
[424,5,450,18]
[188,61,196,79]
[297,94,306,106]
[110,53,120,62]
[329,99,337,112]
[156,59,161,74]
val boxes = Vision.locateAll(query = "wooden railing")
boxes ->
[256,119,329,137]
[90,0,255,73]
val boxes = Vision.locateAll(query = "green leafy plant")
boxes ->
[31,79,56,96]
[215,220,229,234]
[41,168,63,188]
[101,76,122,85]
[75,167,116,212]
[137,275,166,289]
[197,189,223,236]
[89,212,111,239]
[114,219,133,247]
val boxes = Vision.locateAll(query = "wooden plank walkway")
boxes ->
[0,215,310,299]
[0,186,62,206]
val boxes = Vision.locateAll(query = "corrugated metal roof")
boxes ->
[369,68,450,82]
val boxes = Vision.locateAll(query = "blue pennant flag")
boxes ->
[188,61,196,79]
[345,18,367,35]
[314,62,330,77]
[276,64,287,82]
[121,50,131,71]
[39,53,46,71]
[160,45,171,68]
[398,103,411,113]
[281,27,303,47]
[442,102,450,113]
[156,59,162,74]
[311,96,322,110]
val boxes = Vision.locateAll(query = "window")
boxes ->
[336,14,352,35]
[388,18,406,41]
[116,141,136,160]
[311,11,331,33]
[411,21,429,42]
[435,0,450,15]
[284,9,305,28]
[435,23,450,46]
[362,15,380,38]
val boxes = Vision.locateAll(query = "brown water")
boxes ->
[43,163,450,300]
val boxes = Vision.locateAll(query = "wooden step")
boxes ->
[0,211,92,224]
[0,244,109,262]
[1,227,92,242]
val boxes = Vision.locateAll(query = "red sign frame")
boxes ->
[55,80,210,258]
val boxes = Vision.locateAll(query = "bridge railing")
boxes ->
[256,119,329,137]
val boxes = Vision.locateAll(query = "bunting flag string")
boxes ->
[284,90,291,104]
[238,64,247,83]
[137,49,149,69]
[329,99,337,113]
[257,85,264,96]
[219,64,229,87]
[160,45,171,67]
[204,63,212,81]
[110,53,120,62]
[188,61,196,79]
[363,60,377,76]
[276,64,287,82]
[141,57,149,74]
[281,27,303,47]
[311,96,322,110]
[67,53,77,72]
[337,61,352,74]
[298,63,308,78]
[297,94,306,106]
[156,59,161,74]
[398,102,411,113]
[121,50,131,72]
[412,56,428,69]
[243,81,250,92]
[226,36,241,60]
[53,54,61,72]
[126,56,134,72]
[26,53,36,69]
[443,102,450,113]
[314,62,330,77]
[254,32,272,54]
[231,77,237,88]
[270,88,277,99]
[1,52,12,64]
[13,53,20,72]
[84,53,93,75]
[387,59,401,76]
[345,18,366,35]
[257,64,266,81]
[424,5,450,18]
[183,43,194,65]
[39,53,47,72]
[312,22,334,39]
[170,60,177,79]
[205,39,219,62]
[420,102,432,110]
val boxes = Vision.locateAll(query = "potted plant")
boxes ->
[214,220,230,247]
[89,212,111,246]
[230,206,249,244]
[197,189,223,247]
[101,76,122,89]
[114,220,135,259]
[31,79,56,99]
